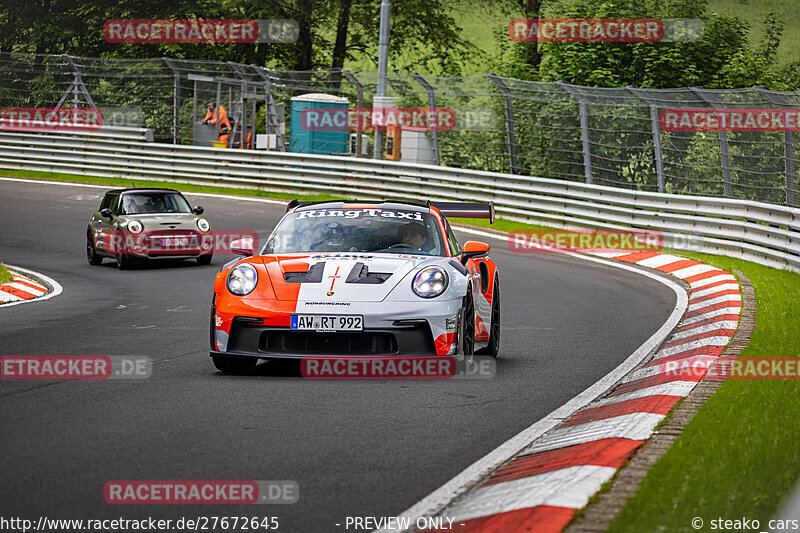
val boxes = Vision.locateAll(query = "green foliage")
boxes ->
[485,0,798,90]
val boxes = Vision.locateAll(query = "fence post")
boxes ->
[410,73,440,166]
[691,87,732,198]
[229,62,249,149]
[57,54,96,109]
[557,81,593,184]
[487,74,518,174]
[628,86,665,193]
[162,58,180,144]
[342,69,365,157]
[757,87,795,206]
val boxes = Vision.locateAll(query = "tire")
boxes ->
[483,279,501,358]
[86,230,102,266]
[197,253,213,266]
[212,355,257,374]
[458,293,475,360]
[116,252,135,270]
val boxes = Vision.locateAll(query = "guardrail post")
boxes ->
[757,87,795,206]
[487,74,518,174]
[342,69,365,157]
[628,86,665,193]
[691,87,732,198]
[411,73,440,165]
[557,81,593,184]
[162,58,180,144]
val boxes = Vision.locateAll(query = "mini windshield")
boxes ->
[263,208,446,256]
[120,192,191,215]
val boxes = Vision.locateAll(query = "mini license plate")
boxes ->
[291,314,363,331]
[160,237,189,247]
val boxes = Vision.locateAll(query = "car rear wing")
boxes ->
[431,201,495,224]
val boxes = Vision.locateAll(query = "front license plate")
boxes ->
[291,314,363,331]
[161,237,189,247]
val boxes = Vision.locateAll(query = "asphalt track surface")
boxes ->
[0,179,676,532]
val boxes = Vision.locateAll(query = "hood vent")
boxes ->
[284,262,325,283]
[346,262,392,284]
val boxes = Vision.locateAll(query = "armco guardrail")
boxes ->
[0,125,154,142]
[1,131,798,272]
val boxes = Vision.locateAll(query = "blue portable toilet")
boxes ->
[289,93,350,155]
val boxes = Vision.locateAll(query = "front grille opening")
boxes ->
[261,331,398,355]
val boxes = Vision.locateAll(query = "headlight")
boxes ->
[412,266,448,298]
[227,263,258,295]
[197,218,211,232]
[127,220,143,234]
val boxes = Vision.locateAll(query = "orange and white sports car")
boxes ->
[209,200,500,373]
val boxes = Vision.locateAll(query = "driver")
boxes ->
[396,223,428,251]
[149,196,166,212]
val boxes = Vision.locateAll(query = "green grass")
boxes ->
[0,264,12,285]
[607,251,800,532]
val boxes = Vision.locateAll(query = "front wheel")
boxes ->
[479,279,501,358]
[197,253,213,266]
[212,355,257,374]
[458,293,475,360]
[116,252,136,270]
[86,231,102,265]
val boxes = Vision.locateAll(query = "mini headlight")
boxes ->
[227,263,258,296]
[197,218,211,232]
[127,220,143,234]
[412,266,448,298]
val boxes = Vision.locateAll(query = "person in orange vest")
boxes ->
[201,101,231,145]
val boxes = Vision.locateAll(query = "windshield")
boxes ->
[263,208,446,256]
[120,192,191,215]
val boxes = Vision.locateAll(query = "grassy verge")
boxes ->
[0,264,12,285]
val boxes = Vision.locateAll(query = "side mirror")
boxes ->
[192,205,204,215]
[460,240,490,264]
[230,238,255,257]
[100,208,113,219]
